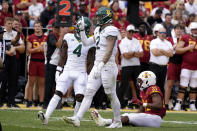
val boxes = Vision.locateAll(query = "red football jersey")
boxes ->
[133,33,153,63]
[27,34,47,60]
[140,85,166,118]
[0,11,13,26]
[180,34,197,70]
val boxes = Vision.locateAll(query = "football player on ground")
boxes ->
[63,7,122,128]
[38,17,94,125]
[91,71,166,127]
[174,22,197,111]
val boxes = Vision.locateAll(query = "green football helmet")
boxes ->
[96,7,113,26]
[76,17,92,36]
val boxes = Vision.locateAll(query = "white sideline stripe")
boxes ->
[2,123,62,131]
[163,120,197,125]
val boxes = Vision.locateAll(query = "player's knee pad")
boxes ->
[75,94,84,102]
[84,88,96,98]
[190,87,197,94]
[178,87,186,94]
[55,90,63,98]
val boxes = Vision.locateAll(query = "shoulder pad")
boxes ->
[94,27,100,35]
[63,33,73,40]
[147,85,161,95]
[104,26,119,37]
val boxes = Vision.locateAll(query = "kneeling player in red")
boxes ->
[91,71,166,127]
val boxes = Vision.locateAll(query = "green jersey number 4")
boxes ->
[73,44,82,57]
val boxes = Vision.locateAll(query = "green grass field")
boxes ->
[1,107,197,131]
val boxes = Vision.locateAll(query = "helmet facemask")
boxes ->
[136,78,144,91]
[191,29,197,37]
[189,22,197,37]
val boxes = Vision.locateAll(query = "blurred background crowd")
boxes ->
[0,0,197,111]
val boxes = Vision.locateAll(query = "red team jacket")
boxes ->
[140,85,166,118]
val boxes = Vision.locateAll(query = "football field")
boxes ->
[0,105,197,131]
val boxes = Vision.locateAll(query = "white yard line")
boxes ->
[50,117,197,125]
[163,120,197,125]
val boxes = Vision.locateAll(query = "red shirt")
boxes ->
[180,34,197,70]
[26,34,47,60]
[140,85,166,118]
[133,33,153,63]
[14,0,31,12]
[114,20,130,31]
[0,11,13,26]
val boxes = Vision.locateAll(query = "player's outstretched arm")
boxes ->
[102,35,117,64]
[77,16,95,46]
[80,31,95,46]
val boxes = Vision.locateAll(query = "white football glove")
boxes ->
[55,66,63,82]
[94,62,105,79]
[77,16,85,31]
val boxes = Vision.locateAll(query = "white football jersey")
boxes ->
[63,33,93,72]
[94,25,119,65]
